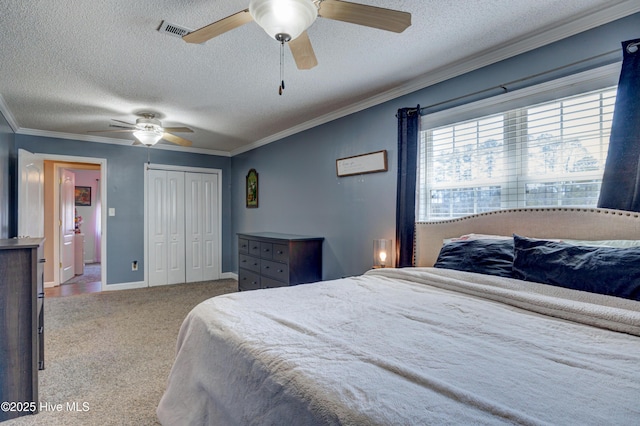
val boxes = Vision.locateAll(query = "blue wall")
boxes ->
[232,103,398,279]
[15,135,232,285]
[231,12,640,280]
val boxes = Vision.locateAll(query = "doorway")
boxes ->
[18,152,107,292]
[53,166,102,294]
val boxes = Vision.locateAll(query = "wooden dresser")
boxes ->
[0,238,45,421]
[238,232,323,291]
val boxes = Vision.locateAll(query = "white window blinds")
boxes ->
[417,82,617,221]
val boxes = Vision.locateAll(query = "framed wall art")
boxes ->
[246,169,258,208]
[75,186,91,206]
[336,150,388,177]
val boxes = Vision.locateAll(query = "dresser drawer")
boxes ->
[248,240,261,256]
[272,243,289,262]
[238,238,249,254]
[239,254,260,273]
[238,269,260,291]
[261,259,289,283]
[261,276,288,289]
[259,242,274,259]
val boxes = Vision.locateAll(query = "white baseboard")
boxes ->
[102,274,237,292]
[102,281,146,291]
[221,272,238,280]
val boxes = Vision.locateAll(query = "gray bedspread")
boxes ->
[157,267,640,425]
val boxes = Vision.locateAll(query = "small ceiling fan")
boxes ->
[89,113,193,147]
[183,0,411,71]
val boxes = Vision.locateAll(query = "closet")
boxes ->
[147,168,220,286]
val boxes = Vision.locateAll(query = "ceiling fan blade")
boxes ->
[183,9,253,44]
[318,0,411,33]
[289,31,318,70]
[109,124,136,129]
[111,119,136,126]
[162,132,193,147]
[163,126,194,133]
[87,129,135,133]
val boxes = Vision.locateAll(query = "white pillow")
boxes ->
[443,233,511,244]
[562,239,640,248]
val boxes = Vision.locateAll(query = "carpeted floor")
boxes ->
[4,279,238,426]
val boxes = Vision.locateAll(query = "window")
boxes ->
[417,84,617,221]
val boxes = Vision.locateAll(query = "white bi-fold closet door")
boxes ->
[148,169,219,287]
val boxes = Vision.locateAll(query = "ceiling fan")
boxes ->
[183,0,411,71]
[89,113,193,147]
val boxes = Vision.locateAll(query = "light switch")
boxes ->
[109,208,116,216]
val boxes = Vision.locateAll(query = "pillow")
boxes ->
[443,233,511,244]
[512,234,640,301]
[562,238,640,248]
[434,238,514,278]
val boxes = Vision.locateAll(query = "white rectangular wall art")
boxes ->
[336,150,388,177]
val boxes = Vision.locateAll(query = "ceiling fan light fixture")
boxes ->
[134,129,163,146]
[249,0,318,41]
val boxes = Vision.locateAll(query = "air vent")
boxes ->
[158,20,192,38]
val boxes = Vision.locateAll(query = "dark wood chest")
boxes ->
[237,232,323,291]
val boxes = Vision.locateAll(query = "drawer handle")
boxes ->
[241,259,247,263]
[39,258,46,263]
[278,269,284,273]
[38,292,45,299]
[264,265,270,269]
[277,250,283,255]
[263,248,270,253]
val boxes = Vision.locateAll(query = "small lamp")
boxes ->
[373,239,392,268]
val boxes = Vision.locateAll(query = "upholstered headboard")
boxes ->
[414,208,640,267]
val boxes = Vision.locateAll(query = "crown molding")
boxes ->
[14,128,231,157]
[0,94,20,132]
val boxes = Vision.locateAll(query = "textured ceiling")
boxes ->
[0,0,638,155]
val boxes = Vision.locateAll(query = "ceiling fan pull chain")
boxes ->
[279,39,285,96]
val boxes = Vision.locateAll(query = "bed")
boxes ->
[157,207,640,425]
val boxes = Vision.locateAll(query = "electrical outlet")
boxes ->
[132,261,138,271]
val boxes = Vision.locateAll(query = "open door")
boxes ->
[59,169,76,283]
[17,149,44,238]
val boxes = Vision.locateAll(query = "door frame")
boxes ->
[144,163,223,287]
[45,154,107,290]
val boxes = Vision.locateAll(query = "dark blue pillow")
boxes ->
[512,234,640,301]
[434,238,514,278]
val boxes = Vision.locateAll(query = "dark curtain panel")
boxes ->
[396,106,420,267]
[598,38,640,212]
